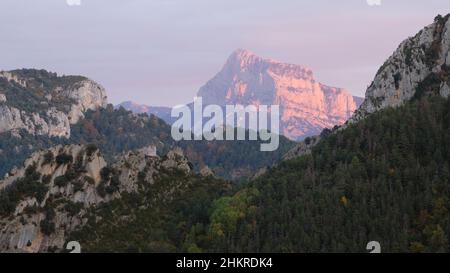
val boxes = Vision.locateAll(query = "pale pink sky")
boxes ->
[0,0,449,106]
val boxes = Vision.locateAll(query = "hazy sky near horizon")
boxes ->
[1,0,449,106]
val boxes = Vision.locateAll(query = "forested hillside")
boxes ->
[70,106,295,180]
[64,96,450,253]
[209,96,450,253]
[68,169,232,252]
[0,104,295,180]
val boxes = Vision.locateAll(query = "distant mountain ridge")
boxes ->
[118,49,363,141]
[116,101,173,124]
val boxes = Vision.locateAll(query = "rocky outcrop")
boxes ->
[285,14,450,160]
[0,72,27,88]
[0,69,107,138]
[350,14,450,123]
[137,145,157,157]
[199,166,214,177]
[62,80,108,124]
[283,135,321,160]
[0,145,105,252]
[0,144,192,252]
[0,106,71,138]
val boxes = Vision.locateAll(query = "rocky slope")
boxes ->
[350,14,450,123]
[285,14,450,160]
[0,144,192,252]
[0,69,107,138]
[119,49,363,141]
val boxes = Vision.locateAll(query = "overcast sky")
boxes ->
[1,0,449,106]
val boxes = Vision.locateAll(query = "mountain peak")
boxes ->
[226,49,313,76]
[231,48,257,59]
[197,50,362,140]
[225,48,263,69]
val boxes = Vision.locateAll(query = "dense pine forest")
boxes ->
[67,96,450,253]
[212,96,450,253]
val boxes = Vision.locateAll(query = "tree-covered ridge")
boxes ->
[0,104,296,180]
[179,130,295,180]
[62,96,450,253]
[207,96,450,253]
[0,131,65,177]
[8,69,88,91]
[0,68,295,180]
[0,69,83,113]
[70,105,175,161]
[68,168,233,252]
[0,105,174,177]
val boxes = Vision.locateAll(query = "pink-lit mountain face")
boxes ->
[197,49,363,140]
[118,49,363,141]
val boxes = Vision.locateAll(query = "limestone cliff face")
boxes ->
[0,70,107,138]
[0,144,191,252]
[285,14,450,160]
[62,80,108,124]
[350,14,450,123]
[198,49,362,140]
[0,106,71,138]
[0,145,106,252]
